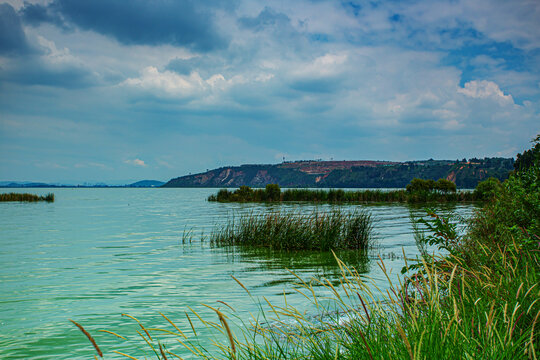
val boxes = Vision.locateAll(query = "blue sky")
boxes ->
[0,0,539,183]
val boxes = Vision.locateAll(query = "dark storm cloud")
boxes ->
[20,0,230,51]
[1,60,96,89]
[0,3,95,89]
[0,4,30,55]
[20,2,68,29]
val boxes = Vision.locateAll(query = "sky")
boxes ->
[0,0,539,184]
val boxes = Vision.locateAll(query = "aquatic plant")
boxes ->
[209,209,374,251]
[0,192,54,202]
[208,181,480,203]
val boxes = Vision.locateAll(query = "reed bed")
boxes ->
[0,192,54,202]
[208,185,479,203]
[210,209,374,251]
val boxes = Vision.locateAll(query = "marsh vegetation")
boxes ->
[208,177,500,203]
[0,192,54,202]
[209,209,374,251]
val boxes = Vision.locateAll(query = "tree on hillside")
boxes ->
[514,134,540,172]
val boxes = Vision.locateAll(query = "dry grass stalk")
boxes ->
[69,319,103,358]
[112,350,139,359]
[159,343,169,360]
[231,275,250,295]
[215,308,236,360]
[185,311,197,336]
[98,329,126,340]
[160,312,187,339]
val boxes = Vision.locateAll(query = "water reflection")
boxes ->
[220,247,370,289]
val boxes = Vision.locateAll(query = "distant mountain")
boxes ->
[0,181,62,188]
[162,158,514,189]
[127,180,165,187]
[0,180,165,188]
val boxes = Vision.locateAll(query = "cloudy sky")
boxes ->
[1,0,539,183]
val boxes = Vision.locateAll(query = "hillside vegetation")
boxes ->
[163,158,513,189]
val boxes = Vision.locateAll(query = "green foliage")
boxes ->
[0,192,54,202]
[265,184,281,202]
[406,178,431,192]
[435,178,456,193]
[164,158,514,189]
[414,210,459,254]
[469,135,540,250]
[209,179,479,204]
[208,184,282,202]
[406,178,456,193]
[514,134,540,172]
[472,177,501,201]
[210,209,374,251]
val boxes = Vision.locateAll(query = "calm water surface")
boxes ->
[0,188,475,359]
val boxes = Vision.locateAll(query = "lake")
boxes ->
[0,188,476,359]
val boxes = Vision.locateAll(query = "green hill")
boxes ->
[162,158,514,189]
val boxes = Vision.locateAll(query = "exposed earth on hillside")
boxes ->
[163,158,514,189]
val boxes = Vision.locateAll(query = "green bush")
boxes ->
[473,177,501,201]
[264,184,281,202]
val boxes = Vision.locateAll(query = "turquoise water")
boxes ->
[0,188,475,359]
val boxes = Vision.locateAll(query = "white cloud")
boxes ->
[124,159,147,167]
[458,80,514,105]
[292,53,348,78]
[123,66,204,97]
[121,66,254,98]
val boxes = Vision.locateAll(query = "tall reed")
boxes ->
[208,186,478,203]
[209,209,374,251]
[0,192,54,202]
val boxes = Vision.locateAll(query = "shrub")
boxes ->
[473,177,501,201]
[264,184,281,202]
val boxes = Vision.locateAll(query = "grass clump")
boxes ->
[0,192,54,202]
[210,209,374,251]
[208,178,489,203]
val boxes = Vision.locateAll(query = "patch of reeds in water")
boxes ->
[210,209,374,251]
[208,186,478,203]
[0,192,54,202]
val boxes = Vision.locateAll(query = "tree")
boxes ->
[473,177,501,201]
[236,185,253,200]
[406,178,430,193]
[265,184,281,201]
[436,179,456,193]
[514,134,540,172]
